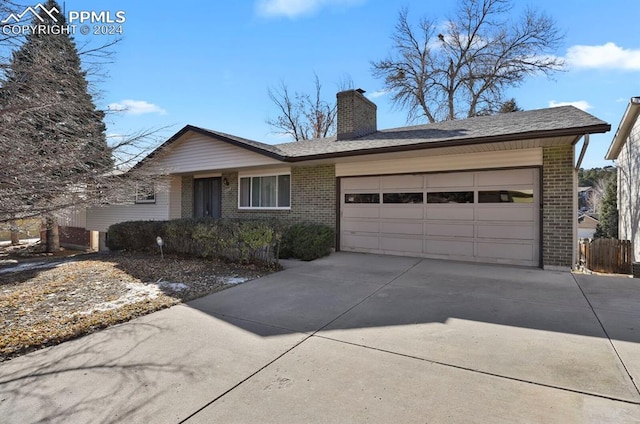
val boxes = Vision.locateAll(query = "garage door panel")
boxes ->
[380,206,423,220]
[341,234,379,250]
[342,220,380,233]
[425,239,475,257]
[381,175,423,189]
[342,177,379,190]
[427,207,474,221]
[427,173,474,188]
[381,236,423,253]
[425,223,474,238]
[476,242,535,261]
[343,207,380,219]
[381,221,424,235]
[477,224,535,240]
[476,206,535,222]
[476,169,534,187]
[340,169,539,267]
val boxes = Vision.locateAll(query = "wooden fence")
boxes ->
[578,238,632,274]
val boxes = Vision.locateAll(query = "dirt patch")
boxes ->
[0,251,273,361]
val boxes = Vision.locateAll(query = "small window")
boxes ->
[135,183,155,204]
[239,174,290,209]
[345,193,380,204]
[383,193,424,204]
[478,190,534,203]
[427,191,473,204]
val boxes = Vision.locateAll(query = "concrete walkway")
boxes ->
[1,253,639,423]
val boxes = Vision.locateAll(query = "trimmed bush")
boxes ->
[106,220,165,252]
[107,218,283,266]
[280,223,334,261]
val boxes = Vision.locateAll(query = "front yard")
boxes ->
[0,249,272,361]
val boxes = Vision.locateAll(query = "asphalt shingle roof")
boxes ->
[273,106,609,159]
[144,105,610,166]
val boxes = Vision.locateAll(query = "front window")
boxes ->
[135,183,155,204]
[239,174,290,208]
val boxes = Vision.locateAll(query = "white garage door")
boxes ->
[340,169,540,267]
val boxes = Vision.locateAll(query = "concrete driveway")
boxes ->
[1,253,639,423]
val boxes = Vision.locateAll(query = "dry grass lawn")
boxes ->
[0,250,271,361]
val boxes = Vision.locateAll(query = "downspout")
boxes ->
[575,134,589,171]
[573,134,589,269]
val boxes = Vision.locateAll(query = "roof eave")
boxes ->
[284,124,611,162]
[605,97,640,160]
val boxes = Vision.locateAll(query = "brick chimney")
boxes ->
[336,88,377,140]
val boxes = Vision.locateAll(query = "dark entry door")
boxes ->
[193,177,221,218]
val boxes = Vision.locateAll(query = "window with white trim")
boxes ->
[239,174,290,209]
[135,183,156,204]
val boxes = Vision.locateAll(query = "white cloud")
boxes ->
[566,42,640,70]
[548,100,593,111]
[255,0,365,19]
[107,100,167,115]
[367,89,390,99]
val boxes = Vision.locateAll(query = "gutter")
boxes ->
[606,97,640,160]
[575,134,589,170]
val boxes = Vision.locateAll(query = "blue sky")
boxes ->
[51,0,640,168]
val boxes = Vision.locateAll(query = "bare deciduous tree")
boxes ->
[266,74,348,141]
[371,1,564,123]
[0,1,161,251]
[586,178,608,215]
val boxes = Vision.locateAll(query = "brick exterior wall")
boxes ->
[221,164,336,228]
[41,226,90,249]
[542,144,575,268]
[181,176,194,218]
[337,89,377,140]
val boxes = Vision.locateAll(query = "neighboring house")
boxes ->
[86,89,611,270]
[606,96,640,262]
[578,186,593,212]
[578,214,599,239]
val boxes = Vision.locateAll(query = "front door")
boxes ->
[193,177,222,218]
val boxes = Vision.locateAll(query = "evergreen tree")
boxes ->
[498,98,523,113]
[0,0,112,251]
[594,175,618,239]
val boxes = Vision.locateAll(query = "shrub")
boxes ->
[280,223,334,261]
[106,220,165,252]
[107,218,283,266]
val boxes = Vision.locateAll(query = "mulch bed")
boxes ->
[0,249,273,362]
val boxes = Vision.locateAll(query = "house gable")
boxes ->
[149,130,284,174]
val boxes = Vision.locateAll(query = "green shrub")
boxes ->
[107,218,283,266]
[106,220,165,252]
[280,223,334,261]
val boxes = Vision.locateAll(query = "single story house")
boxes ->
[606,96,640,262]
[578,214,599,239]
[85,89,611,270]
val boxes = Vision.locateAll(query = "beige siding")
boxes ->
[56,207,87,228]
[151,133,282,174]
[168,176,182,219]
[86,178,170,232]
[335,148,543,177]
[618,119,640,261]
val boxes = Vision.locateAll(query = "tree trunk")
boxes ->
[45,216,60,253]
[10,219,20,245]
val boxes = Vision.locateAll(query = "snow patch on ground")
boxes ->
[224,276,250,285]
[0,260,71,274]
[81,279,190,314]
[157,281,189,292]
[82,282,162,314]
